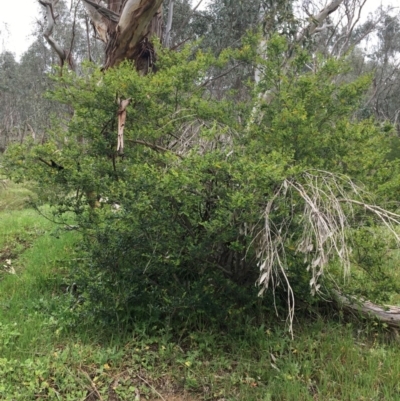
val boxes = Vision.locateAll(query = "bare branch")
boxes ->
[200,64,240,87]
[84,14,93,61]
[38,0,70,67]
[67,0,80,67]
[126,139,184,158]
[256,170,400,334]
[296,0,345,43]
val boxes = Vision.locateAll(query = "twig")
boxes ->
[79,369,104,401]
[136,374,166,401]
[32,204,81,232]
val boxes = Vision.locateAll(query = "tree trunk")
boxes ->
[248,0,346,130]
[82,0,164,72]
[39,0,164,72]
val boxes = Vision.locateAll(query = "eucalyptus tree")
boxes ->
[38,0,163,72]
[39,0,366,71]
[365,10,400,130]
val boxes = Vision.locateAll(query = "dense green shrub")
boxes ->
[4,36,397,331]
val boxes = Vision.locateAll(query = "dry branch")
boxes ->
[296,0,344,43]
[255,170,400,334]
[127,139,184,158]
[334,291,400,328]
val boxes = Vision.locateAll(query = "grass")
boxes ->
[0,180,36,212]
[1,185,400,400]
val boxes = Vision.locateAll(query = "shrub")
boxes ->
[4,37,398,332]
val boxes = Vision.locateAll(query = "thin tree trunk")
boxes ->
[38,0,75,70]
[248,0,346,129]
[163,0,174,48]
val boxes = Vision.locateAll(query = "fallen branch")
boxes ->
[333,290,400,328]
[255,170,400,335]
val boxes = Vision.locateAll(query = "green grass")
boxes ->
[0,180,36,212]
[2,186,400,400]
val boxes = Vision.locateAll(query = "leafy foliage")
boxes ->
[3,36,396,331]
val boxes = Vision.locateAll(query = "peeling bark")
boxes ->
[117,98,131,155]
[84,0,120,23]
[83,0,114,43]
[81,0,164,71]
[163,0,174,47]
[105,0,163,70]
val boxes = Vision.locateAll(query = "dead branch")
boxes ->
[256,170,400,334]
[84,14,93,61]
[200,64,240,87]
[136,373,166,401]
[296,0,345,43]
[334,290,400,328]
[172,0,204,43]
[67,0,80,66]
[78,368,104,401]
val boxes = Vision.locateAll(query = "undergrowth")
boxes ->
[1,187,400,400]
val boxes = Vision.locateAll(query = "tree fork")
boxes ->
[81,0,164,71]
